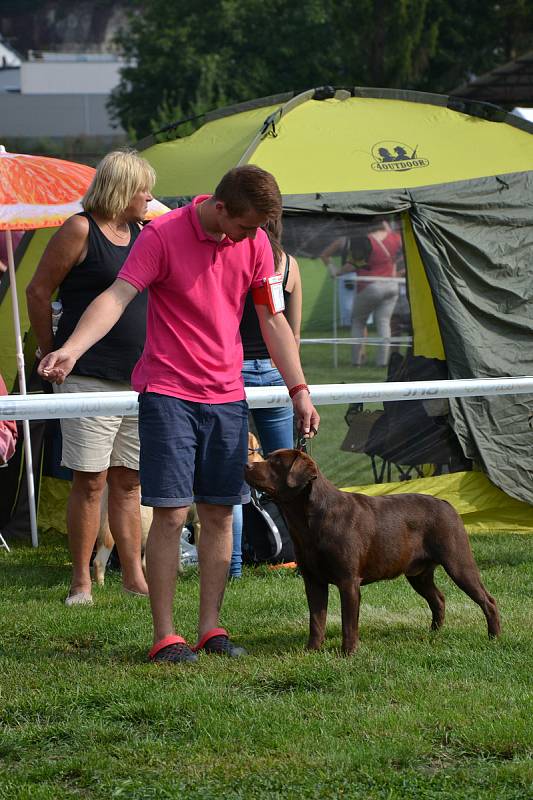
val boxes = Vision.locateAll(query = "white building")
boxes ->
[21,51,123,94]
[0,50,126,140]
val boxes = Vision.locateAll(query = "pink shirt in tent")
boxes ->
[355,230,402,293]
[118,195,274,403]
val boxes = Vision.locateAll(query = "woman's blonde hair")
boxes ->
[82,149,156,219]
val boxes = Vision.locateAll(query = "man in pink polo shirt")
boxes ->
[39,165,319,663]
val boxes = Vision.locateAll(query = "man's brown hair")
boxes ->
[214,165,282,218]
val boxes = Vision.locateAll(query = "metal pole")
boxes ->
[333,273,338,368]
[6,229,39,547]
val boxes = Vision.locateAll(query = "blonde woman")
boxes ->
[26,150,156,605]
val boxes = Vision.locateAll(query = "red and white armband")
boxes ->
[251,274,285,314]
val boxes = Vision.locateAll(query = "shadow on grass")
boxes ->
[0,635,150,667]
[0,564,69,594]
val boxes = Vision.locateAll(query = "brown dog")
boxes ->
[245,449,500,654]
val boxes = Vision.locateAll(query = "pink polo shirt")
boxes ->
[118,195,274,403]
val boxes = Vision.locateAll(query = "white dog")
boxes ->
[92,485,200,586]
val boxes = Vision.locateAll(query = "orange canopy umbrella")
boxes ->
[0,150,95,230]
[0,145,167,547]
[0,147,167,230]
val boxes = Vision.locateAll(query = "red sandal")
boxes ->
[193,627,247,658]
[148,634,198,663]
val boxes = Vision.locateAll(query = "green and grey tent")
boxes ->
[3,86,533,536]
[143,86,533,513]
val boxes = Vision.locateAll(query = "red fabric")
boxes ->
[356,230,402,294]
[0,230,24,264]
[0,374,17,465]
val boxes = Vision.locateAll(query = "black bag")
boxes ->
[242,488,295,565]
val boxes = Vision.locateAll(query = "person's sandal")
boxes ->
[149,634,198,664]
[64,591,93,607]
[123,587,149,598]
[193,627,247,658]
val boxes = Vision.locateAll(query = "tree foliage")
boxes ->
[110,0,533,139]
[416,0,533,93]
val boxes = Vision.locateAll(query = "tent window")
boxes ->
[281,211,471,488]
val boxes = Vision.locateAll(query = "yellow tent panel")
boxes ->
[144,104,280,196]
[146,92,533,198]
[402,214,445,360]
[344,471,533,533]
[251,97,533,193]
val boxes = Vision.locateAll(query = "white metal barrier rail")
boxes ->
[339,275,406,283]
[300,337,413,345]
[2,378,533,421]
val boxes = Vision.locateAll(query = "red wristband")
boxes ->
[288,383,309,399]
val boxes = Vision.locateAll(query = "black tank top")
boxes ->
[240,253,292,360]
[55,212,147,381]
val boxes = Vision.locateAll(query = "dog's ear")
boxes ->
[286,452,318,489]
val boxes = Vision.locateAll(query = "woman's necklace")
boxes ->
[105,221,129,240]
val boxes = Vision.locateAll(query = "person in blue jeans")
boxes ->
[230,217,302,577]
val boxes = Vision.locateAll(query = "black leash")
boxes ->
[295,425,318,454]
[295,433,308,453]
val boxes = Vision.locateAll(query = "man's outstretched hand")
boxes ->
[37,349,77,384]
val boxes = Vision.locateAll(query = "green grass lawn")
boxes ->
[1,258,531,798]
[1,533,532,799]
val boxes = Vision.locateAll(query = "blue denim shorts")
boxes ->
[138,393,250,507]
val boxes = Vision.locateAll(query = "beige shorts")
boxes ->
[54,375,140,473]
